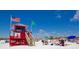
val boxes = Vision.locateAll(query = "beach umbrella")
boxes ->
[67,36,76,39]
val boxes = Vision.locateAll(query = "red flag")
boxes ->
[12,17,20,22]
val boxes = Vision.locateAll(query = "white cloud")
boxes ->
[35,29,50,39]
[56,14,62,19]
[71,10,79,22]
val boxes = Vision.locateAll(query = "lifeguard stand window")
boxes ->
[15,26,26,32]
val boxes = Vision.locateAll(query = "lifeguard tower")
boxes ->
[9,24,28,46]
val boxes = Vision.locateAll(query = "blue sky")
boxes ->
[0,10,79,37]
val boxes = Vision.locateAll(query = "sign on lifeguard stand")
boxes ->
[9,24,28,46]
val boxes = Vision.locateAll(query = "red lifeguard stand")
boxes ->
[9,24,28,46]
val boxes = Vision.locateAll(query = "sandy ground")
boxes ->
[0,40,79,49]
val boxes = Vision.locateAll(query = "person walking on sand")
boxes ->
[59,38,65,46]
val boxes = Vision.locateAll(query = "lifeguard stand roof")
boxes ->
[14,23,27,26]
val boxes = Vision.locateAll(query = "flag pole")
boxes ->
[31,22,32,32]
[9,15,12,36]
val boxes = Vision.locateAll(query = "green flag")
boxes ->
[31,20,36,32]
[31,20,36,27]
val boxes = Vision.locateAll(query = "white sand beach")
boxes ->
[0,40,79,49]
